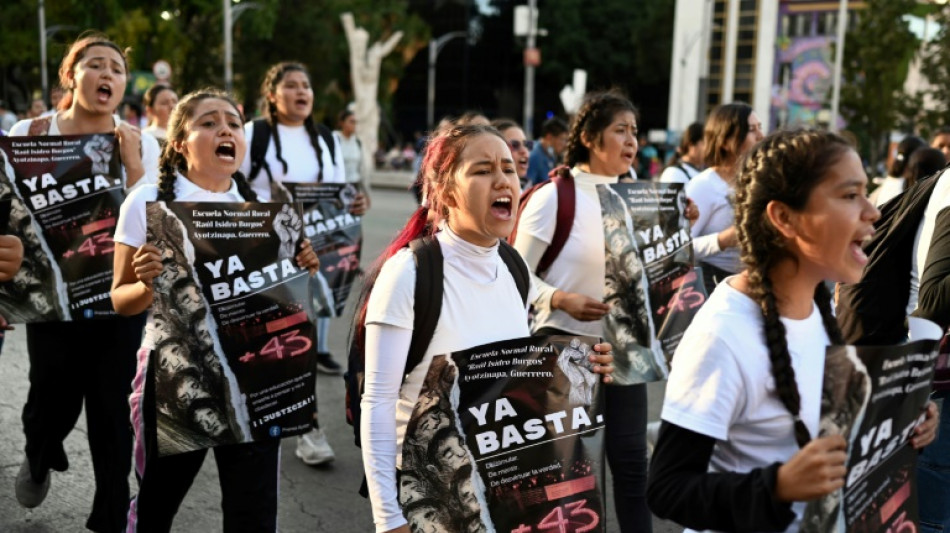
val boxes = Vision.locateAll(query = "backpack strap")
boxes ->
[498,240,530,305]
[536,167,575,274]
[407,236,444,376]
[247,118,272,183]
[28,116,53,136]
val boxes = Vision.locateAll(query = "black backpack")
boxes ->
[837,172,943,345]
[246,118,337,183]
[344,235,530,495]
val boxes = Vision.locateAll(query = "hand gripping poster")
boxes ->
[400,335,606,533]
[0,134,124,322]
[597,182,705,384]
[801,318,942,533]
[272,181,362,318]
[146,201,317,455]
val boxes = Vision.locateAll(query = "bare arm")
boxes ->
[111,242,161,316]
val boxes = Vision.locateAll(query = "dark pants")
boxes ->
[698,261,734,294]
[535,327,652,533]
[127,345,280,533]
[23,315,145,533]
[129,440,280,533]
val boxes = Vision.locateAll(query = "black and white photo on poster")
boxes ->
[401,335,606,533]
[274,181,362,318]
[0,134,124,322]
[801,318,942,533]
[147,201,317,455]
[598,182,700,384]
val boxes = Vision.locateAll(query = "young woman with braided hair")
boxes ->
[512,89,654,532]
[239,61,369,466]
[111,88,320,531]
[648,129,938,532]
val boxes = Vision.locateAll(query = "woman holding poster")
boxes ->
[647,129,937,532]
[238,61,369,466]
[512,90,654,532]
[110,88,320,531]
[8,32,159,533]
[356,124,615,533]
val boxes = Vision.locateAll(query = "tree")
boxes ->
[917,3,950,135]
[839,0,919,166]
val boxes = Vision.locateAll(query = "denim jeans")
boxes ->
[919,396,950,533]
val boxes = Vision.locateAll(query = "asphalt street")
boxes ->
[0,185,678,532]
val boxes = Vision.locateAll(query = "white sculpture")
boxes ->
[341,12,403,190]
[559,69,588,115]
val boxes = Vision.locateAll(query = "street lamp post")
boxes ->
[427,31,469,131]
[223,0,260,93]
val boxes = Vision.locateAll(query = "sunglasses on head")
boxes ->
[507,139,535,151]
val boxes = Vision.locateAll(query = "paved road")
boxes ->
[0,187,678,532]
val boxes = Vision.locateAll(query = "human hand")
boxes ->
[775,434,847,502]
[349,192,370,216]
[911,401,939,449]
[296,238,320,275]
[552,291,610,321]
[0,234,23,281]
[0,314,14,338]
[133,244,163,287]
[717,225,738,249]
[273,204,303,259]
[114,123,143,170]
[685,198,700,225]
[383,526,410,533]
[590,342,614,383]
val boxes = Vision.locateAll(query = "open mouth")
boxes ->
[491,196,513,219]
[517,157,529,172]
[216,141,236,161]
[295,98,309,108]
[850,233,873,265]
[97,84,112,103]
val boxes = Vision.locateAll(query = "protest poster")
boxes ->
[277,181,362,318]
[0,134,124,322]
[146,201,317,455]
[401,335,606,533]
[802,318,942,533]
[597,182,703,384]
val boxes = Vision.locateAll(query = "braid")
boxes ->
[565,103,592,168]
[232,171,258,202]
[267,105,289,176]
[156,162,177,202]
[755,276,811,448]
[814,282,844,345]
[303,117,325,182]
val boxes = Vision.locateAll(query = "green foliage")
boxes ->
[1,0,426,123]
[839,0,919,164]
[918,4,950,136]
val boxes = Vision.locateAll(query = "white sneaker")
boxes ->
[295,428,336,465]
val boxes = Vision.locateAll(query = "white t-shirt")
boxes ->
[238,121,345,200]
[686,168,741,273]
[659,162,700,184]
[361,227,533,531]
[9,113,160,190]
[871,176,905,208]
[114,173,246,349]
[662,279,828,533]
[908,169,950,315]
[515,168,617,336]
[334,130,362,183]
[143,124,167,141]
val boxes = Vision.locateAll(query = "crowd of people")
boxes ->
[0,29,948,533]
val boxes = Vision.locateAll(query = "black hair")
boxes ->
[668,122,704,167]
[888,135,926,177]
[903,147,947,188]
[541,117,568,137]
[734,128,852,447]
